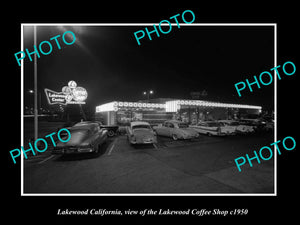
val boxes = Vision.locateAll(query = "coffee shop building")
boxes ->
[95,98,262,126]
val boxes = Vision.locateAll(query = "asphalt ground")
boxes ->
[23,132,274,194]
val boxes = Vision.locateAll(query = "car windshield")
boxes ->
[67,129,90,140]
[178,123,188,128]
[132,125,151,130]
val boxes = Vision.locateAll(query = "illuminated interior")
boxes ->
[95,99,262,125]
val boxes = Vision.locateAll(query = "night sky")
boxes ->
[23,25,275,112]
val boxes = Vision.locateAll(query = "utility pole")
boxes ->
[34,25,38,141]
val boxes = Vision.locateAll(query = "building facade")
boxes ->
[95,99,262,126]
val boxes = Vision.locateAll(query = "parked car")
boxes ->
[190,121,231,136]
[127,121,157,145]
[75,121,119,137]
[52,122,108,155]
[153,120,199,140]
[218,120,254,134]
[237,119,258,133]
[263,120,274,131]
[99,125,119,137]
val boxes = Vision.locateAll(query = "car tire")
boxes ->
[172,134,178,140]
[107,130,115,137]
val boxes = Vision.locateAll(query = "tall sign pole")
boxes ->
[34,26,38,140]
[79,104,87,121]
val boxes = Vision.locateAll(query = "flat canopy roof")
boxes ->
[165,99,261,112]
[96,101,165,112]
[96,100,262,112]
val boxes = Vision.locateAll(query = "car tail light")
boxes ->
[80,143,92,149]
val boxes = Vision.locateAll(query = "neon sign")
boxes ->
[45,80,88,105]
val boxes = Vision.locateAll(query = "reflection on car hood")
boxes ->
[56,130,88,147]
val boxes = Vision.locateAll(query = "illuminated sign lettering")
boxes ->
[45,80,87,105]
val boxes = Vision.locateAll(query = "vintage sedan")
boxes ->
[52,122,108,155]
[127,121,157,145]
[153,120,199,140]
[190,121,232,136]
[218,120,254,134]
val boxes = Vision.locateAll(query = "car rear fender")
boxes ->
[99,130,108,144]
[174,129,184,138]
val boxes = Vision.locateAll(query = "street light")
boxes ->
[143,90,154,102]
[28,89,42,114]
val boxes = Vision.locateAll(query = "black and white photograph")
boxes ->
[21,24,275,195]
[4,4,298,224]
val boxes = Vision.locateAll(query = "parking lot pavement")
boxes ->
[23,133,274,194]
[205,161,274,193]
[155,134,225,149]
